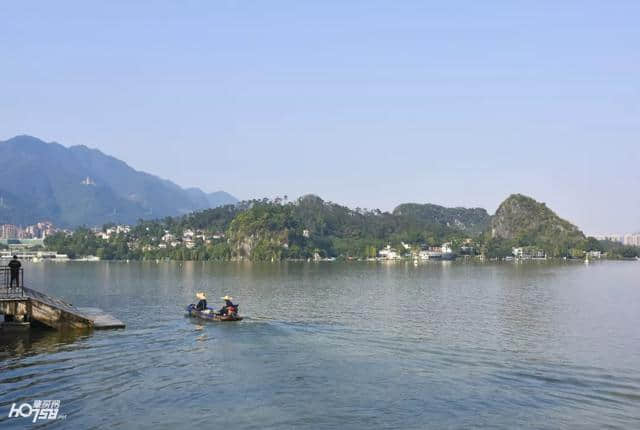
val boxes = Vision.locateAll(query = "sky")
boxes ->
[1,1,639,233]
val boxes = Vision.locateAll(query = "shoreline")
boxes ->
[23,256,640,264]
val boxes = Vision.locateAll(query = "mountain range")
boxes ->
[0,135,237,227]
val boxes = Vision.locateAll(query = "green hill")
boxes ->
[44,192,631,262]
[487,194,586,257]
[393,203,490,235]
[224,195,485,260]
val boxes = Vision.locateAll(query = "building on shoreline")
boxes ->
[512,247,546,259]
[0,250,69,261]
[378,245,401,260]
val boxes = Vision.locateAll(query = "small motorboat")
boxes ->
[185,304,243,322]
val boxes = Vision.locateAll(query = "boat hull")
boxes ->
[186,304,243,322]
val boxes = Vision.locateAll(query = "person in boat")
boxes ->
[219,295,237,316]
[195,292,208,311]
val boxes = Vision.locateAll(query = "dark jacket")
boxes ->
[219,300,237,315]
[196,299,207,311]
[8,259,21,276]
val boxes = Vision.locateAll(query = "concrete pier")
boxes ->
[1,285,125,330]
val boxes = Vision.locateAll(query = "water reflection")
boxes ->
[0,328,91,360]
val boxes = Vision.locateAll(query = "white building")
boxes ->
[162,233,175,242]
[418,250,441,260]
[512,247,546,259]
[379,245,400,260]
[623,234,640,246]
[183,229,195,239]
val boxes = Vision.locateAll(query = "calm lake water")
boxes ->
[1,260,639,429]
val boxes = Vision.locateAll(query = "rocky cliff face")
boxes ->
[490,194,584,242]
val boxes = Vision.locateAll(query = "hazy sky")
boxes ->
[1,1,638,233]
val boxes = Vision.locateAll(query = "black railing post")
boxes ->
[2,267,7,296]
[0,267,25,296]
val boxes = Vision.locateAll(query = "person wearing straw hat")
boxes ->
[218,295,237,316]
[195,292,208,311]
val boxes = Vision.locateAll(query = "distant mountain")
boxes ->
[184,188,238,209]
[393,203,490,235]
[489,194,585,246]
[0,135,237,227]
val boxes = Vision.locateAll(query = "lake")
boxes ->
[1,260,639,429]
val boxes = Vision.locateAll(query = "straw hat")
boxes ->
[221,295,233,301]
[196,292,206,300]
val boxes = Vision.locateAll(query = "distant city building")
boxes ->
[593,233,640,246]
[1,224,19,239]
[593,234,624,243]
[623,234,640,247]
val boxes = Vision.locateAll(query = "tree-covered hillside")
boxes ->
[44,196,484,261]
[485,194,588,258]
[393,203,490,235]
[43,193,638,261]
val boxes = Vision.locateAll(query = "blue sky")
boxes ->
[1,1,638,233]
